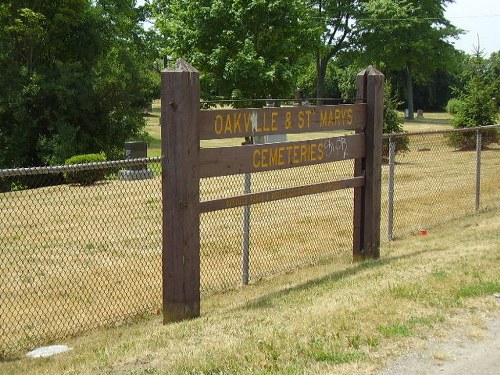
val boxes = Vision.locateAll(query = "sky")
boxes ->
[444,0,499,56]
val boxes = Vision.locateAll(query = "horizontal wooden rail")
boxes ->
[200,176,365,213]
[199,104,366,140]
[200,134,365,178]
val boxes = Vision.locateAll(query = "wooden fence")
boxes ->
[160,59,384,323]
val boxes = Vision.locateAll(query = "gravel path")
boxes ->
[379,316,500,375]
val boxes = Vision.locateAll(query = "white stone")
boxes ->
[26,345,72,358]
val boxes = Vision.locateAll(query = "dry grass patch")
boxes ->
[1,112,498,357]
[1,207,498,374]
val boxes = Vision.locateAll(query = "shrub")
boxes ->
[445,98,461,115]
[382,81,409,159]
[64,153,107,185]
[448,50,499,150]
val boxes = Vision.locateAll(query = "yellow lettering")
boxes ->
[214,114,223,135]
[347,108,353,124]
[225,115,232,133]
[292,145,300,164]
[298,111,305,128]
[285,112,292,129]
[234,112,242,132]
[310,143,317,161]
[317,143,324,160]
[335,109,341,126]
[261,148,269,168]
[305,110,313,128]
[328,110,334,126]
[320,110,328,127]
[270,146,279,166]
[244,113,251,132]
[300,144,307,162]
[271,111,278,131]
[278,146,285,165]
[262,112,270,131]
[253,149,261,168]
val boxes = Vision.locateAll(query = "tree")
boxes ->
[0,0,158,169]
[309,1,362,102]
[153,0,316,102]
[448,49,499,149]
[486,51,500,108]
[358,0,460,119]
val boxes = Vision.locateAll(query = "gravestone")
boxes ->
[118,141,154,180]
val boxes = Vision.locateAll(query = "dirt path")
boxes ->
[379,314,500,375]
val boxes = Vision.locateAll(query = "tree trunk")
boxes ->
[405,64,414,119]
[316,55,328,105]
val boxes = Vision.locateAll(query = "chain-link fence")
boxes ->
[381,125,500,240]
[0,158,163,358]
[1,125,499,356]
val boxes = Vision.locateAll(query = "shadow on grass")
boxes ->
[241,249,433,310]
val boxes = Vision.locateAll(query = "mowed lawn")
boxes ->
[1,109,498,367]
[1,207,499,374]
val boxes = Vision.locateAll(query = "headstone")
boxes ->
[119,141,154,180]
[294,89,303,106]
[417,109,424,118]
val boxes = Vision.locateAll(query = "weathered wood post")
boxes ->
[353,66,384,260]
[161,59,200,322]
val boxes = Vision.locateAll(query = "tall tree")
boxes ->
[358,0,460,119]
[153,0,316,101]
[0,0,157,168]
[310,1,361,101]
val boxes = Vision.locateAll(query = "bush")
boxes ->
[445,98,461,115]
[448,50,499,149]
[64,153,107,185]
[382,81,409,159]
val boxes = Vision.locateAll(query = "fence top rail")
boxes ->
[200,97,355,105]
[383,124,500,139]
[0,157,162,178]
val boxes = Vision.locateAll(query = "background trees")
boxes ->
[153,0,316,102]
[357,0,460,119]
[0,0,495,170]
[0,0,157,168]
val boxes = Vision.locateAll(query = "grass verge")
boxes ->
[1,207,498,374]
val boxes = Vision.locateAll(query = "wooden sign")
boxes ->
[199,104,366,140]
[200,134,365,178]
[161,60,383,325]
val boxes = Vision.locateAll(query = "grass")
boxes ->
[0,207,499,374]
[1,109,499,358]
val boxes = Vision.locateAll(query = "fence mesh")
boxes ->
[0,160,163,357]
[1,126,499,356]
[200,159,355,293]
[381,127,500,239]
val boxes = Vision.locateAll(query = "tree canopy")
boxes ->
[0,0,158,168]
[357,0,460,118]
[153,0,317,102]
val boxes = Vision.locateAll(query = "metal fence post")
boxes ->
[242,173,251,285]
[475,129,482,212]
[387,137,396,240]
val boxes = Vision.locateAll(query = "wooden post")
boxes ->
[353,66,384,260]
[161,59,200,322]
